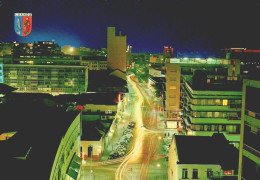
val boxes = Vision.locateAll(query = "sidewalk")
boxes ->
[100,119,126,161]
[100,95,134,161]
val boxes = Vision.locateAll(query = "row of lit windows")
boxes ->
[190,111,240,118]
[190,124,239,133]
[5,68,85,73]
[181,168,233,179]
[17,86,85,92]
[183,96,242,107]
[5,75,86,80]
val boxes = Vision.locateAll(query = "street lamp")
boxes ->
[69,47,74,52]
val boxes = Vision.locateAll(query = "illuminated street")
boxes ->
[79,75,168,180]
[1,1,259,179]
[115,75,168,180]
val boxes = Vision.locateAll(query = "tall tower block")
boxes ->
[107,27,127,72]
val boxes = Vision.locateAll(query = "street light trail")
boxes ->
[115,76,145,180]
[115,75,167,180]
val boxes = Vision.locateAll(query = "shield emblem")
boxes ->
[14,13,32,36]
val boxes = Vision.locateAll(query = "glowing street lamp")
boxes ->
[69,47,74,52]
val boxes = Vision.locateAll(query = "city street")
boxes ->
[115,75,168,180]
[80,75,169,180]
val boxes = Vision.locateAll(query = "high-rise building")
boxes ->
[107,27,127,72]
[164,57,241,130]
[165,63,181,128]
[238,79,260,180]
[181,75,242,142]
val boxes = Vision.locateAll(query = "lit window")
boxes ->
[223,100,228,106]
[248,111,256,118]
[215,99,220,105]
[223,170,232,175]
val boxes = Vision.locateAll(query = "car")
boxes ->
[165,156,169,161]
[123,129,132,135]
[119,141,128,146]
[115,145,126,152]
[129,122,136,127]
[109,151,120,158]
[163,145,170,151]
[123,134,133,140]
[118,151,126,156]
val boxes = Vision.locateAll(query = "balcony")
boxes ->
[244,144,260,159]
[229,104,241,108]
[227,116,241,121]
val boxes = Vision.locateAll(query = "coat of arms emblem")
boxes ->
[14,13,32,36]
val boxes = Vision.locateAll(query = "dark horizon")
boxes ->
[1,0,260,56]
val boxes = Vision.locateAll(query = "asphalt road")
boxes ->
[80,75,169,180]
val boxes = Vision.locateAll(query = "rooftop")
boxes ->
[56,92,121,105]
[0,102,80,179]
[168,57,230,65]
[149,77,166,83]
[183,75,242,92]
[0,83,17,94]
[81,56,107,61]
[81,120,112,141]
[174,133,239,170]
[88,70,127,93]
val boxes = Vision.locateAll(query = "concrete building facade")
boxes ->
[164,58,241,130]
[238,79,260,180]
[107,27,127,72]
[168,134,238,180]
[3,64,88,94]
[165,63,181,128]
[50,112,82,180]
[181,75,242,142]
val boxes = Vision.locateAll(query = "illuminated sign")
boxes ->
[14,13,32,36]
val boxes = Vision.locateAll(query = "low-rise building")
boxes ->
[168,134,239,180]
[81,120,112,160]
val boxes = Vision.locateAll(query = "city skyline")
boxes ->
[0,0,260,56]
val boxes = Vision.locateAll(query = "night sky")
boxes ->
[0,0,260,56]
